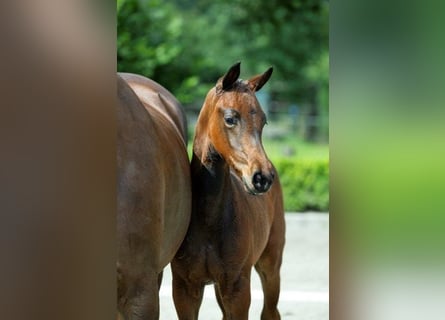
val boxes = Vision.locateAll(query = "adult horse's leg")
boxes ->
[172,273,204,320]
[118,270,160,320]
[254,214,285,320]
[217,270,252,320]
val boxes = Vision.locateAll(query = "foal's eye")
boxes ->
[223,109,239,128]
[224,116,237,127]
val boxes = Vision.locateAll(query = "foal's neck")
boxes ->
[191,150,234,227]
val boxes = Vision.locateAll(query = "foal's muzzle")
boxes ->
[252,170,275,193]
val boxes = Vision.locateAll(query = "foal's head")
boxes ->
[194,62,275,195]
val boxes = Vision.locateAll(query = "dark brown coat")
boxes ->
[117,74,191,319]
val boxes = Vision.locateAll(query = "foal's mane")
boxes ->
[215,79,252,96]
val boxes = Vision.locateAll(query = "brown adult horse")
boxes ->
[117,73,191,319]
[172,62,285,320]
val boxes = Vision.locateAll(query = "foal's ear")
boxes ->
[219,61,241,91]
[247,67,273,92]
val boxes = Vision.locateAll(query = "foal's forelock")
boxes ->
[215,79,251,96]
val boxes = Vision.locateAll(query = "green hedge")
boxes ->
[274,158,329,212]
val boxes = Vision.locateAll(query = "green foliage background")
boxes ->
[275,159,329,211]
[117,0,328,108]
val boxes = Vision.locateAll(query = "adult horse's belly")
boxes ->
[117,75,191,273]
[151,115,191,269]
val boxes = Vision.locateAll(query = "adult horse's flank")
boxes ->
[172,62,285,320]
[117,74,191,319]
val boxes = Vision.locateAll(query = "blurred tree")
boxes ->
[117,0,183,80]
[304,51,329,141]
[210,0,329,141]
[117,0,329,140]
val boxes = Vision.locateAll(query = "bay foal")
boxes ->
[172,62,285,320]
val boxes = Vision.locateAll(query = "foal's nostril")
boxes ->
[252,171,272,193]
[252,172,262,190]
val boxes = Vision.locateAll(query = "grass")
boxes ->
[263,136,329,162]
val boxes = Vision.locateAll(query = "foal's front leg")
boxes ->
[254,213,285,320]
[217,270,252,320]
[172,272,204,320]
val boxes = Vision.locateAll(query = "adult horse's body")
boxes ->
[117,73,191,319]
[172,62,285,320]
